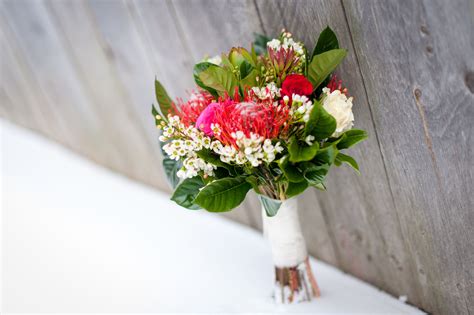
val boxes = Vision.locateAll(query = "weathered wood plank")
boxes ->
[256,0,422,303]
[342,0,474,313]
[45,0,169,189]
[84,0,170,190]
[1,0,112,165]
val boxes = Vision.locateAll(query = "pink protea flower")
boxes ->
[196,102,220,136]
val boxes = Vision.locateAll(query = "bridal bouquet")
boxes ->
[152,27,367,303]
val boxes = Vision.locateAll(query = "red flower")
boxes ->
[281,74,313,98]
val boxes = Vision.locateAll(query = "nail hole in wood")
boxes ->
[420,25,429,35]
[414,88,422,100]
[465,71,474,94]
[426,46,433,54]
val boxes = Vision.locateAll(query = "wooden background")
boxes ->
[1,0,472,313]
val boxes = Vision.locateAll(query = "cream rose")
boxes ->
[322,87,354,137]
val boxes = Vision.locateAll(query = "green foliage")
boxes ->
[193,62,219,97]
[311,26,339,59]
[303,162,330,186]
[253,33,270,55]
[337,129,368,149]
[286,180,309,198]
[305,100,337,140]
[313,144,338,165]
[159,140,181,189]
[171,177,205,210]
[288,137,320,163]
[335,153,360,173]
[308,49,346,89]
[154,79,174,120]
[198,65,239,97]
[278,155,305,182]
[194,177,251,212]
[258,195,282,217]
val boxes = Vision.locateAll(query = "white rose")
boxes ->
[322,87,354,137]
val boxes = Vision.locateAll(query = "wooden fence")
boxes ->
[1,0,472,313]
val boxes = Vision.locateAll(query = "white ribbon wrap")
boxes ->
[262,198,308,267]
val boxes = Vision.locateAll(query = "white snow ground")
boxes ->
[1,119,425,314]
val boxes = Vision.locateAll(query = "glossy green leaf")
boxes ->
[245,175,260,193]
[194,177,251,212]
[171,176,204,210]
[311,26,339,60]
[239,60,254,80]
[313,182,326,191]
[278,155,305,182]
[303,163,329,186]
[258,195,282,217]
[155,79,174,119]
[198,66,239,96]
[307,49,346,89]
[288,137,319,163]
[286,180,309,198]
[337,129,368,149]
[240,69,257,89]
[193,62,218,97]
[305,100,337,141]
[335,153,360,173]
[313,144,338,165]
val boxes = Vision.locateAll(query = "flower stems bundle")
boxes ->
[151,27,367,303]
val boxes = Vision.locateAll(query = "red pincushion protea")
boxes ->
[327,75,348,95]
[173,90,214,126]
[214,97,290,147]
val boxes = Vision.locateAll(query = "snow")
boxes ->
[1,119,424,314]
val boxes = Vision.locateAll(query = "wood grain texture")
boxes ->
[342,1,474,313]
[1,0,472,313]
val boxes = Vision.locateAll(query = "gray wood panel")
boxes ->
[342,1,474,313]
[1,0,472,313]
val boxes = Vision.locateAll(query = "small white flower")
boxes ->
[206,54,222,66]
[305,135,315,146]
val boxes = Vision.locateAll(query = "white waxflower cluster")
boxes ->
[211,131,284,167]
[251,82,281,100]
[287,94,314,122]
[321,87,354,137]
[267,32,305,59]
[158,115,216,179]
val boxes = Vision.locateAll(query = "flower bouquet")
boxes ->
[152,27,367,303]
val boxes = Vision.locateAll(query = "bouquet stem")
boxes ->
[262,198,321,303]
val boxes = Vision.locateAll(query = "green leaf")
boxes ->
[239,60,254,80]
[253,33,270,55]
[194,177,251,212]
[337,129,368,149]
[193,62,219,97]
[245,175,260,193]
[155,79,174,119]
[307,49,347,89]
[171,177,205,210]
[151,104,162,125]
[240,69,257,88]
[198,66,239,96]
[286,180,309,198]
[288,137,319,163]
[313,144,338,165]
[335,153,360,173]
[159,140,181,189]
[303,163,330,186]
[305,100,337,141]
[258,195,282,217]
[278,155,305,182]
[311,26,339,60]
